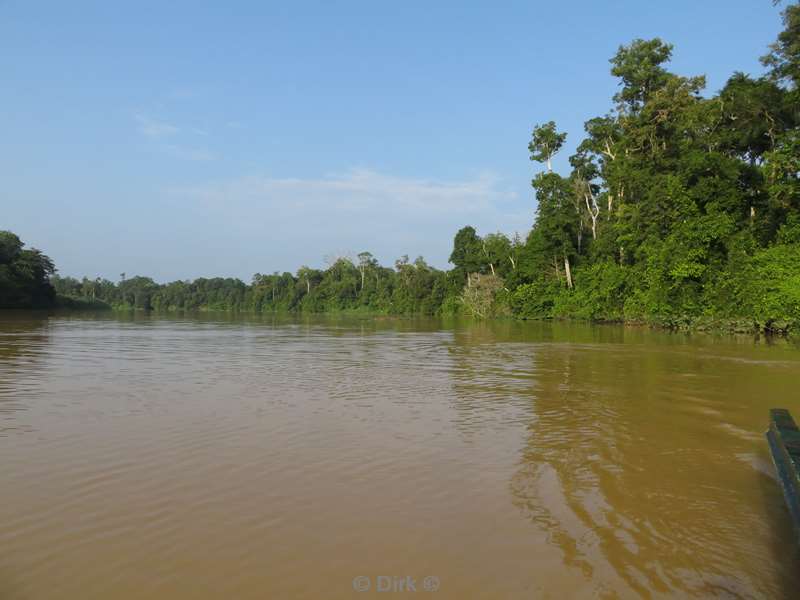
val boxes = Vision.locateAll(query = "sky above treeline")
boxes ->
[1,1,785,282]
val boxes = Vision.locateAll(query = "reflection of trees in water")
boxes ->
[0,314,51,433]
[506,340,789,599]
[510,346,644,596]
[445,321,542,439]
[444,320,629,439]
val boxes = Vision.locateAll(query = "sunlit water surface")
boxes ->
[1,313,799,599]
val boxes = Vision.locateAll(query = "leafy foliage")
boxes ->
[0,231,55,308]
[505,4,800,334]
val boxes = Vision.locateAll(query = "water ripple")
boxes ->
[0,314,798,599]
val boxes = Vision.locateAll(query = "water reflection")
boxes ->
[0,313,52,435]
[509,332,798,598]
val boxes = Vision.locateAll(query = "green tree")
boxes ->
[528,121,567,172]
[482,233,512,277]
[0,231,56,308]
[449,226,485,285]
[762,2,800,88]
[610,38,674,111]
[531,172,581,289]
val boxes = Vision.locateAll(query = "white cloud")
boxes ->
[134,113,179,138]
[166,168,532,269]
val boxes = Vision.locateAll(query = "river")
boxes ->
[0,312,798,599]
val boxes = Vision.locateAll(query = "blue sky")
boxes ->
[1,1,785,281]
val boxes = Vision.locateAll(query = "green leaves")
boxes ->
[0,231,23,265]
[528,121,567,171]
[449,226,485,278]
[761,2,800,87]
[508,5,800,332]
[610,38,674,111]
[765,128,800,210]
[0,232,56,308]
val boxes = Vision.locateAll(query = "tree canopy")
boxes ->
[0,231,55,308]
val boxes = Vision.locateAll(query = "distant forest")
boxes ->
[4,3,800,333]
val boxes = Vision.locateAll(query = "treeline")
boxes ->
[9,3,800,333]
[49,232,528,316]
[0,231,55,308]
[51,253,460,315]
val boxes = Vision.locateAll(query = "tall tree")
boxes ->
[482,233,512,277]
[610,38,674,112]
[531,173,581,289]
[357,252,377,292]
[529,121,567,172]
[449,226,485,286]
[762,2,800,88]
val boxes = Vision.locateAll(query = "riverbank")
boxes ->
[43,298,798,338]
[54,295,113,310]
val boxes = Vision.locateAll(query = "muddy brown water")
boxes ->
[1,312,799,599]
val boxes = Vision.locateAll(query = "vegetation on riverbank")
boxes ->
[5,3,800,335]
[0,231,56,309]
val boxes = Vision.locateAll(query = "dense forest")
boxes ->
[0,231,56,309]
[5,3,800,333]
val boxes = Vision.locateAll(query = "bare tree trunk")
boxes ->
[467,273,471,289]
[607,192,614,219]
[509,256,516,271]
[564,256,573,290]
[546,156,552,172]
[306,279,310,294]
[604,140,616,160]
[554,256,561,283]
[584,193,599,240]
[360,268,365,291]
[489,262,495,276]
